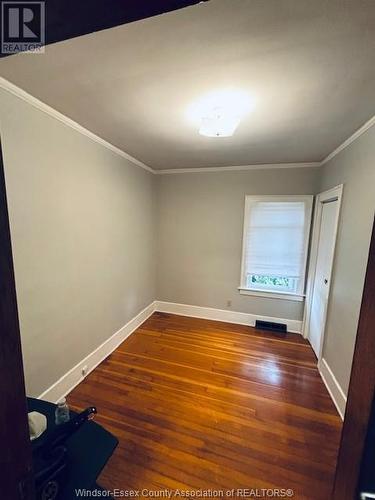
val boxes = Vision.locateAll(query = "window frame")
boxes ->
[238,195,313,302]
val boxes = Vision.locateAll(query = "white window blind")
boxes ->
[240,196,313,296]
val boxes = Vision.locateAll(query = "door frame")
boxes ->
[303,184,343,362]
[0,139,35,498]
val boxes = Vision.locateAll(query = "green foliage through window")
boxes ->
[247,274,291,288]
[247,274,296,291]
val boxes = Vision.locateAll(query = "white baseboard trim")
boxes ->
[38,301,156,403]
[37,299,303,403]
[318,358,347,420]
[154,300,303,334]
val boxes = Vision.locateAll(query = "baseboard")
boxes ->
[154,300,303,334]
[37,299,303,403]
[38,301,156,403]
[318,358,347,420]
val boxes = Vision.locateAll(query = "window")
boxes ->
[239,195,313,300]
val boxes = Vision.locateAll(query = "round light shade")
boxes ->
[199,107,241,137]
[186,88,255,137]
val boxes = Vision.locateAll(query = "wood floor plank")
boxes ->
[68,312,342,499]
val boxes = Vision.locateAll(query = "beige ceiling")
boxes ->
[1,0,375,170]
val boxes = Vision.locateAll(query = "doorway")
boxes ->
[0,140,35,498]
[304,184,343,358]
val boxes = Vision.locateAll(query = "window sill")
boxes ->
[238,287,305,302]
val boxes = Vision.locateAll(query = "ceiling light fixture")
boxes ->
[199,107,241,137]
[186,88,255,138]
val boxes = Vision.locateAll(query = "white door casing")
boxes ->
[309,200,338,356]
[303,185,343,360]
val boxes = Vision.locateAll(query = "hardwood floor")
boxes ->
[68,313,342,499]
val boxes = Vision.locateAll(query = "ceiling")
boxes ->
[0,0,375,170]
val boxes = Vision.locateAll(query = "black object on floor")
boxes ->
[28,398,118,500]
[255,319,287,337]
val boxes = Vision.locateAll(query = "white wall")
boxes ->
[0,88,156,397]
[156,167,320,321]
[319,125,375,394]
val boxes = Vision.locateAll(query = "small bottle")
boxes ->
[55,398,70,425]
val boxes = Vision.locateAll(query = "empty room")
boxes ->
[1,1,375,499]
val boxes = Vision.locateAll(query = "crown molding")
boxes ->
[0,77,155,174]
[1,76,374,175]
[156,113,375,173]
[320,115,375,166]
[154,162,320,174]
